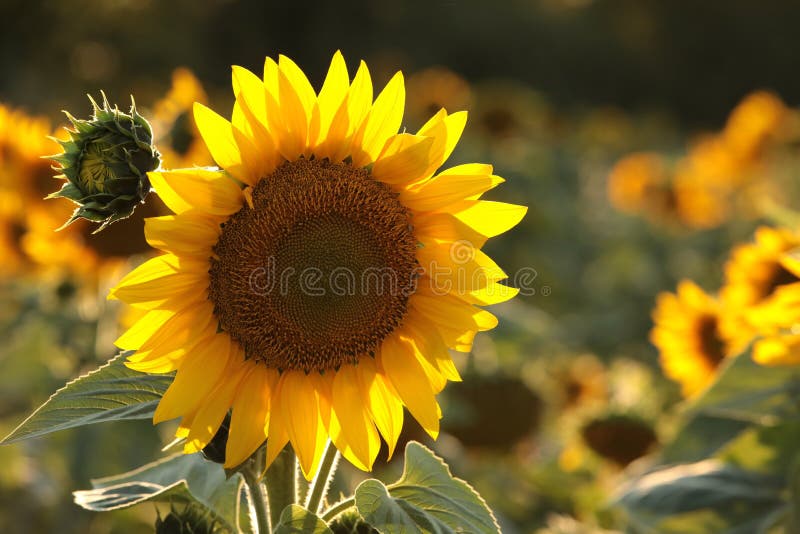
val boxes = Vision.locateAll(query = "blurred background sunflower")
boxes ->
[4,1,800,533]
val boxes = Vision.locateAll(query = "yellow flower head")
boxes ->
[650,280,731,397]
[607,152,674,218]
[723,91,787,163]
[719,226,800,350]
[109,52,526,479]
[152,68,214,169]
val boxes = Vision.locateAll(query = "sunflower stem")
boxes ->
[242,455,271,534]
[304,440,340,514]
[264,445,297,528]
[320,496,356,522]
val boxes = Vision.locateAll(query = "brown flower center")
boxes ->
[208,158,419,372]
[697,314,726,368]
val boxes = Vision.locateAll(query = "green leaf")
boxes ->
[354,441,499,534]
[1,352,171,444]
[663,351,800,463]
[74,453,245,533]
[273,504,333,534]
[615,460,786,534]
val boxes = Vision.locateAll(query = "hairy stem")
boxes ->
[304,441,340,514]
[242,458,271,534]
[320,496,356,522]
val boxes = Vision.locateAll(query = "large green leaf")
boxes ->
[354,441,499,534]
[1,352,171,444]
[662,351,800,463]
[273,505,333,534]
[74,453,246,533]
[615,460,786,534]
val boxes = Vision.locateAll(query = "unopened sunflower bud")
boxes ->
[48,93,160,232]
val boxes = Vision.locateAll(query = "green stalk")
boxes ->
[304,441,340,514]
[320,496,356,523]
[242,457,271,534]
[264,445,297,528]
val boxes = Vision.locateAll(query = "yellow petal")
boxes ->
[144,213,221,257]
[225,364,279,468]
[328,61,373,162]
[315,51,349,148]
[449,200,527,238]
[330,364,381,471]
[184,356,248,453]
[153,333,232,424]
[399,316,462,382]
[231,102,279,184]
[115,308,177,350]
[192,102,248,182]
[264,411,290,473]
[276,66,310,160]
[399,164,502,212]
[351,71,405,167]
[379,335,440,438]
[279,54,318,150]
[278,371,325,478]
[413,211,488,249]
[232,66,270,134]
[356,357,404,459]
[417,243,507,295]
[462,282,520,306]
[371,133,433,185]
[149,169,243,216]
[416,110,468,180]
[125,301,216,371]
[108,255,208,309]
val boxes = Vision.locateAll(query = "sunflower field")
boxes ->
[3,2,800,533]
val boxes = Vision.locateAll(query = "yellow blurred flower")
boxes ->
[608,91,789,230]
[722,90,787,163]
[406,67,471,126]
[719,226,800,352]
[650,280,732,397]
[607,152,675,220]
[553,353,609,412]
[151,68,214,169]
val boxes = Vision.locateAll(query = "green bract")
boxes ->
[49,93,160,231]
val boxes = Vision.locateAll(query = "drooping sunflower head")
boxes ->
[650,280,731,397]
[109,52,526,479]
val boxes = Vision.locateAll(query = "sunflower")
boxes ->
[151,68,214,169]
[607,152,675,220]
[650,280,732,397]
[109,52,526,478]
[405,67,471,126]
[719,226,800,352]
